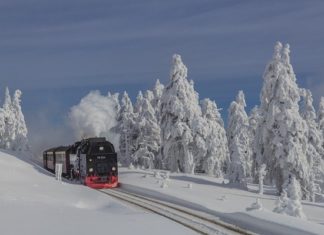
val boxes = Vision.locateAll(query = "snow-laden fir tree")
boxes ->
[152,79,165,119]
[274,175,306,219]
[0,107,5,147]
[259,164,267,195]
[256,42,311,199]
[144,90,154,103]
[200,98,229,177]
[249,106,262,180]
[132,95,161,169]
[134,91,144,114]
[11,90,28,151]
[273,189,289,214]
[300,89,324,199]
[318,97,324,141]
[227,90,252,183]
[2,87,16,149]
[150,80,165,168]
[160,54,205,173]
[117,91,136,165]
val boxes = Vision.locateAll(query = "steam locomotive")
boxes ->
[43,137,118,189]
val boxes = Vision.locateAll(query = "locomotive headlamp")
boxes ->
[89,168,94,172]
[112,167,116,171]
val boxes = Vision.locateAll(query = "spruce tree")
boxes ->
[2,87,15,150]
[117,91,136,165]
[227,90,252,183]
[152,79,164,119]
[301,89,324,200]
[249,106,262,180]
[160,54,204,173]
[0,107,5,148]
[11,90,28,151]
[132,96,161,169]
[318,97,324,141]
[256,42,311,199]
[201,98,229,177]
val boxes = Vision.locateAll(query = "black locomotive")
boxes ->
[43,137,118,188]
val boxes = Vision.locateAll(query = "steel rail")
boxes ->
[99,188,255,235]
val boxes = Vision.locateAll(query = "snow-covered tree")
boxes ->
[256,42,311,199]
[117,91,136,165]
[300,89,324,199]
[134,91,144,114]
[11,90,28,151]
[160,54,204,173]
[259,164,267,195]
[132,96,161,169]
[0,107,5,147]
[200,98,229,177]
[318,97,324,144]
[144,90,154,103]
[249,106,262,180]
[227,90,252,183]
[150,79,165,127]
[274,175,306,219]
[2,87,16,149]
[0,87,29,151]
[273,189,289,214]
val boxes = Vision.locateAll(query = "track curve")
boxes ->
[98,188,256,235]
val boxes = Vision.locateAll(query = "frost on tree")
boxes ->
[258,164,267,195]
[152,79,165,122]
[256,42,311,199]
[273,175,306,219]
[318,97,324,146]
[11,90,28,151]
[2,87,15,149]
[300,89,324,199]
[0,107,5,148]
[117,91,136,166]
[0,87,28,151]
[227,91,252,183]
[132,95,161,169]
[148,80,165,168]
[134,91,144,114]
[160,54,205,173]
[249,106,262,180]
[201,98,229,177]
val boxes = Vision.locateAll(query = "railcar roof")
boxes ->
[43,146,70,153]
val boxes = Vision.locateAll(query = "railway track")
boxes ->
[99,188,256,235]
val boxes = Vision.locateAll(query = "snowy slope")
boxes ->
[0,150,197,235]
[119,168,324,235]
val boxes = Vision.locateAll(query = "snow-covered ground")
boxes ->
[0,150,197,235]
[119,168,324,235]
[2,149,324,235]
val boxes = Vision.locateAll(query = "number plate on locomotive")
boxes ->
[97,156,106,160]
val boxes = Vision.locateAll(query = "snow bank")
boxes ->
[0,150,196,235]
[119,168,324,235]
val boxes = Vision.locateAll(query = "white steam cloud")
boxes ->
[69,90,119,150]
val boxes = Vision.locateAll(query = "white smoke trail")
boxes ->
[69,90,119,151]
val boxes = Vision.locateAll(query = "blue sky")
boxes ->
[1,0,324,152]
